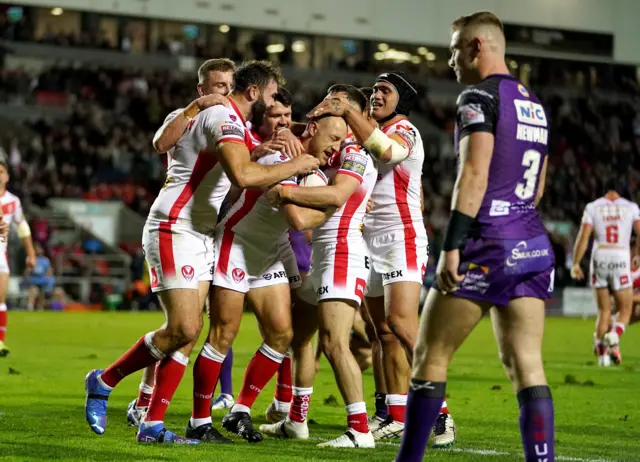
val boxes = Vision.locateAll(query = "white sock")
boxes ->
[190,416,212,428]
[231,403,251,415]
[275,398,291,413]
[96,374,113,391]
[140,420,163,430]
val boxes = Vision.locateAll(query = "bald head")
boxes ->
[304,115,348,166]
[449,11,509,84]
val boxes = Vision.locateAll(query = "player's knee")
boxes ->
[386,313,413,344]
[319,329,347,362]
[264,326,293,353]
[166,321,200,349]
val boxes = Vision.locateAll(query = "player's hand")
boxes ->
[306,97,350,119]
[274,129,304,158]
[436,250,464,293]
[292,154,320,175]
[0,219,9,242]
[366,197,374,214]
[195,94,229,111]
[266,184,284,206]
[251,140,285,160]
[25,254,36,271]
[570,264,584,281]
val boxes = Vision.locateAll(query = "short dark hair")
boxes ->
[326,84,367,112]
[274,87,293,106]
[452,11,504,33]
[233,60,286,93]
[197,58,236,83]
[358,86,374,102]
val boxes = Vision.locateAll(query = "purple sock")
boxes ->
[518,386,555,462]
[374,392,388,419]
[395,379,445,462]
[219,347,233,396]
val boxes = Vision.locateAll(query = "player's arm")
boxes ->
[280,174,361,209]
[341,104,410,164]
[16,219,36,268]
[153,95,228,153]
[284,202,335,231]
[570,206,593,280]
[633,219,640,258]
[534,156,549,207]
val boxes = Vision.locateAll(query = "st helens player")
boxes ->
[261,85,380,448]
[186,114,346,443]
[84,60,320,444]
[127,57,235,428]
[0,158,36,358]
[571,182,640,366]
[309,73,455,445]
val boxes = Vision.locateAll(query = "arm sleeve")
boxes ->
[259,153,298,186]
[200,108,247,149]
[633,204,640,222]
[581,204,593,226]
[456,88,498,139]
[385,123,418,156]
[163,108,183,125]
[337,143,370,183]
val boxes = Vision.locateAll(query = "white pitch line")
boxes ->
[309,437,620,462]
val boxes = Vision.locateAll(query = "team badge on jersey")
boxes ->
[342,154,367,176]
[458,104,485,128]
[517,84,530,98]
[181,265,195,281]
[232,268,246,283]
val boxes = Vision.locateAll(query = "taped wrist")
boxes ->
[442,210,474,251]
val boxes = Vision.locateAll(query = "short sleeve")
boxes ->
[581,204,593,226]
[338,143,369,183]
[259,153,297,186]
[386,123,418,155]
[12,198,24,225]
[163,108,183,125]
[201,108,246,149]
[633,204,640,222]
[456,87,497,139]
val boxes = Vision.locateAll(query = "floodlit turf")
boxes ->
[0,312,638,461]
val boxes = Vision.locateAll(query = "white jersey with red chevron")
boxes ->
[364,117,424,232]
[0,190,25,270]
[213,152,297,293]
[581,196,640,251]
[147,100,251,233]
[313,134,377,243]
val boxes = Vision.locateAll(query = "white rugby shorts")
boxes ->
[364,224,428,298]
[296,237,368,307]
[142,219,215,293]
[251,239,302,290]
[590,247,631,291]
[0,243,8,274]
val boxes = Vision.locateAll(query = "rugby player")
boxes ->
[127,58,236,427]
[307,74,456,445]
[84,60,320,444]
[187,113,347,443]
[395,12,555,461]
[0,159,36,357]
[260,85,379,448]
[571,183,640,366]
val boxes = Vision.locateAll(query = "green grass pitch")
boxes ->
[0,312,638,461]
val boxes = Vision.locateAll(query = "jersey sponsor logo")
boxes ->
[354,277,366,300]
[505,239,551,275]
[221,124,244,138]
[489,200,511,217]
[382,270,403,281]
[394,124,417,150]
[460,265,490,294]
[517,84,530,98]
[263,272,272,280]
[288,275,301,284]
[342,154,367,176]
[266,270,287,280]
[458,103,485,127]
[181,265,195,281]
[317,286,329,295]
[506,241,550,266]
[596,260,627,270]
[162,176,174,190]
[514,100,547,127]
[620,275,630,285]
[516,124,548,145]
[232,268,246,283]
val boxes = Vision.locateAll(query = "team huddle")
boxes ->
[83,11,561,461]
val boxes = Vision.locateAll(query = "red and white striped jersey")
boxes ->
[313,134,377,243]
[216,152,298,264]
[582,197,640,250]
[0,190,24,229]
[364,117,424,231]
[147,100,251,233]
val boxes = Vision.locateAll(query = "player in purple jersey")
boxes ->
[396,12,554,462]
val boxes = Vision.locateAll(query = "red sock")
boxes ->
[387,394,407,423]
[192,343,226,419]
[136,382,154,407]
[236,343,284,409]
[596,341,607,356]
[440,400,450,415]
[346,402,369,433]
[0,310,6,343]
[100,333,164,388]
[145,352,188,422]
[275,354,293,404]
[614,323,626,337]
[289,387,313,423]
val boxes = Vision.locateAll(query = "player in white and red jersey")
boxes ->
[309,72,455,445]
[0,159,36,357]
[571,185,640,366]
[84,60,320,444]
[260,85,380,448]
[125,58,236,429]
[182,115,346,443]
